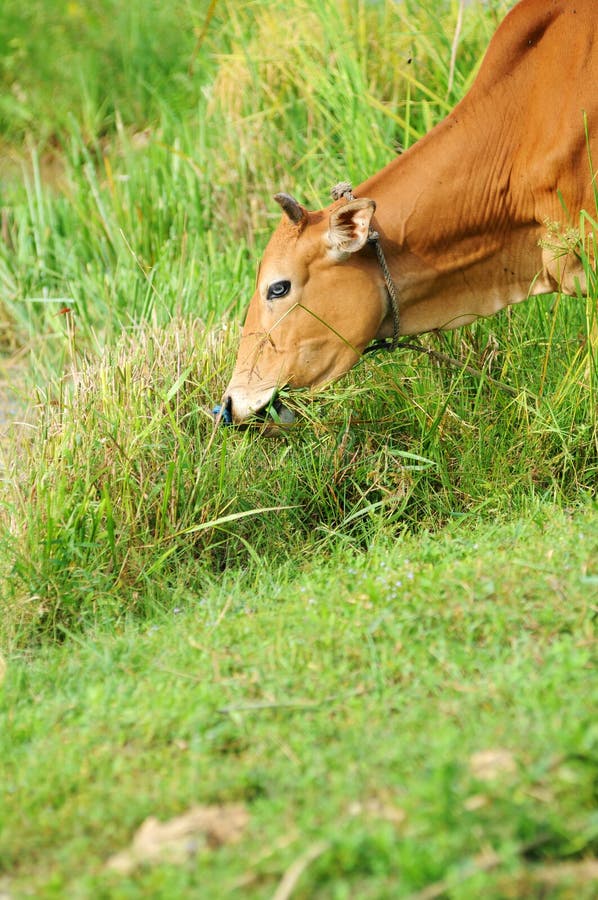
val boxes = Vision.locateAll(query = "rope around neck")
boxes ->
[365,231,402,354]
[330,182,402,354]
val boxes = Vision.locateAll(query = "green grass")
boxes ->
[2,506,597,897]
[2,298,596,648]
[0,0,597,896]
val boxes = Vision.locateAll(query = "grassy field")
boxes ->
[0,0,597,896]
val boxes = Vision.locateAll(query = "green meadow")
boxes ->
[0,0,596,896]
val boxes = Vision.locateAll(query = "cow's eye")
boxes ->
[267,280,291,300]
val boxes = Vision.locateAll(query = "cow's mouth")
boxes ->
[253,396,296,429]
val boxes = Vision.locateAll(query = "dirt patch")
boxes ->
[0,361,32,441]
[0,140,67,192]
[106,804,250,875]
[0,389,19,429]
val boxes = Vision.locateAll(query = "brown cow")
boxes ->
[220,0,596,426]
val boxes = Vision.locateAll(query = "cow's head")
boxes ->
[221,191,393,425]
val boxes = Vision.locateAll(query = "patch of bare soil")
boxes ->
[0,375,23,436]
[0,386,19,431]
[106,804,250,875]
[0,359,34,451]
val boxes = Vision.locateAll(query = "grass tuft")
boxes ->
[1,283,596,646]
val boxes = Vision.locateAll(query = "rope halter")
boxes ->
[330,182,401,354]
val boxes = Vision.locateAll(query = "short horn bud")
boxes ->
[274,193,307,226]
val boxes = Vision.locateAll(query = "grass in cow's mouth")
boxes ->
[0,0,597,897]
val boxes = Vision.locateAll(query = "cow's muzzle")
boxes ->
[213,393,296,429]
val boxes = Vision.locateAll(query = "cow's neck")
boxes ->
[357,102,551,337]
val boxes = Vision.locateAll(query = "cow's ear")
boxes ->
[327,198,376,256]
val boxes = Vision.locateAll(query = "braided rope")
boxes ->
[330,181,355,201]
[368,232,400,353]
